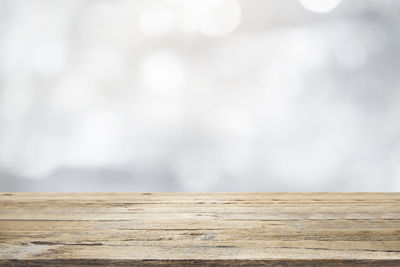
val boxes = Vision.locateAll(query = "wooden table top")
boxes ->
[1,193,400,266]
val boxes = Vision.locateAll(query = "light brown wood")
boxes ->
[1,193,400,266]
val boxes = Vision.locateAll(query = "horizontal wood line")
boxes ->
[1,261,397,266]
[21,243,400,253]
[0,202,400,205]
[2,218,400,222]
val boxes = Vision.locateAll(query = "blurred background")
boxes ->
[1,0,400,192]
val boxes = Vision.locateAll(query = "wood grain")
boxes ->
[0,193,400,266]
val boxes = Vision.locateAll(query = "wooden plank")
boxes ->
[0,193,400,266]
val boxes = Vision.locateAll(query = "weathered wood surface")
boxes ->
[1,193,400,266]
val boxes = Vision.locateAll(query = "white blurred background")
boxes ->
[1,0,400,192]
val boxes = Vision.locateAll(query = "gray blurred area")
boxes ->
[0,0,400,192]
